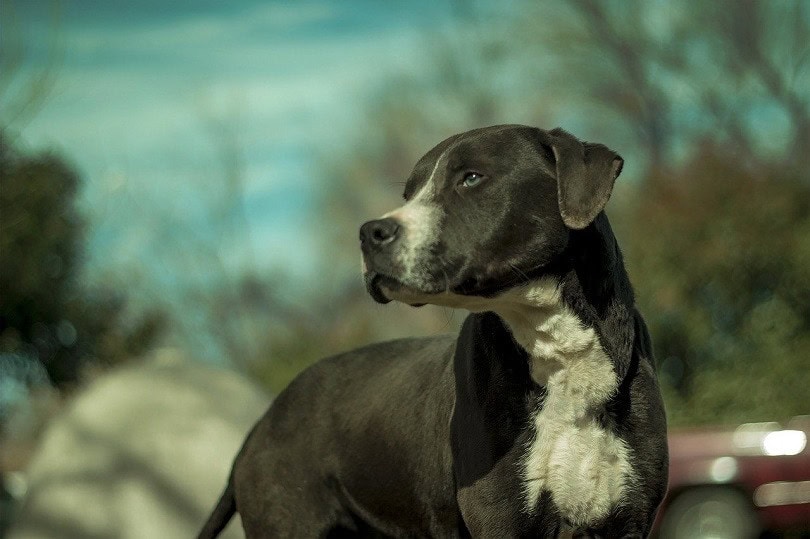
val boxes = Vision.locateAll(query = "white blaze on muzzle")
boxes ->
[380,147,450,288]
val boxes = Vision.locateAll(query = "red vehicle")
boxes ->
[655,416,810,538]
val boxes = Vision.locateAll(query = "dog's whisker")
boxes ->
[433,253,452,295]
[508,262,532,284]
[528,214,546,225]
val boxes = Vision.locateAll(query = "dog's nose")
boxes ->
[360,218,400,248]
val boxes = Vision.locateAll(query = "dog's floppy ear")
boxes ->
[545,128,624,230]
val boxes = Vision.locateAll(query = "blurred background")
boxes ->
[1,0,808,537]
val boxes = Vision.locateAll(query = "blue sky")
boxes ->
[9,0,454,283]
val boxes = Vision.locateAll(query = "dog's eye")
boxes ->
[460,172,484,188]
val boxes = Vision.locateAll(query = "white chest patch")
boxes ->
[494,280,632,527]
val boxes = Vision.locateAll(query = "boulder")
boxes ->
[9,350,269,539]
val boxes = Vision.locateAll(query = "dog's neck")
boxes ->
[489,213,635,391]
[489,282,617,414]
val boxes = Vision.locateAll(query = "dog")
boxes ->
[198,125,668,538]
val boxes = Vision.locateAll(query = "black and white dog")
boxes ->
[199,125,668,538]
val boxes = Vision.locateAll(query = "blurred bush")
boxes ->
[617,144,810,425]
[0,133,165,426]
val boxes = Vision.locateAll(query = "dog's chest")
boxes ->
[500,290,632,527]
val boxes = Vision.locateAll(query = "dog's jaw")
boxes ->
[376,282,486,310]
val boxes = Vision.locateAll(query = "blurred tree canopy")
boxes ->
[0,133,164,416]
[616,145,810,425]
[522,0,809,173]
[0,3,170,435]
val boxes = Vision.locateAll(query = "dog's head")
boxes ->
[360,125,623,308]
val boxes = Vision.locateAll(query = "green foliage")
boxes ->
[243,284,461,395]
[0,132,165,392]
[245,310,376,396]
[615,147,810,426]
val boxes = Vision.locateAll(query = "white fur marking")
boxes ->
[380,147,451,288]
[493,279,632,527]
[426,146,448,184]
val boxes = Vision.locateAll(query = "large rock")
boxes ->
[9,350,269,539]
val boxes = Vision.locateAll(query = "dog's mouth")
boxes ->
[363,267,538,308]
[364,271,431,307]
[364,271,392,304]
[364,259,558,309]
